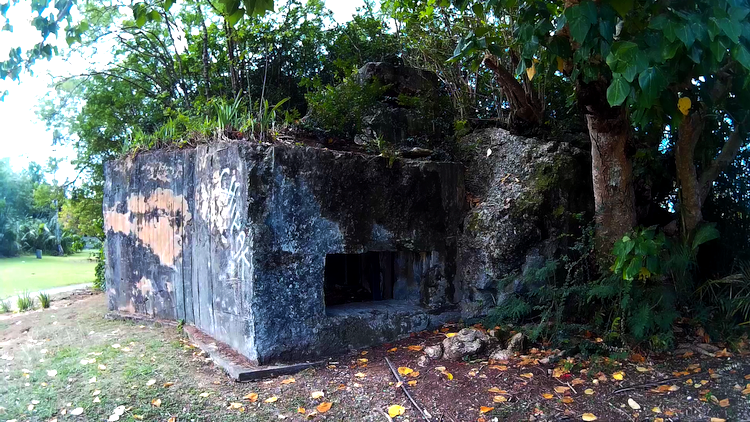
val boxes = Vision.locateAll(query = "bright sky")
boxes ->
[0,0,365,183]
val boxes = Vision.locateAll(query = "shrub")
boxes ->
[17,291,34,312]
[304,75,387,139]
[38,292,51,309]
[93,246,106,291]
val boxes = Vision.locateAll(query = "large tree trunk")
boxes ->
[586,111,637,255]
[675,113,704,235]
[578,79,637,256]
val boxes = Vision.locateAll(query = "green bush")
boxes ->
[38,292,51,309]
[93,246,106,291]
[304,75,387,139]
[17,291,34,312]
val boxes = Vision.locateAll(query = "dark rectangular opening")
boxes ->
[324,252,395,307]
[324,251,434,309]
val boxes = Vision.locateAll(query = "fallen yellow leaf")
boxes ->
[407,345,423,351]
[357,358,368,364]
[199,392,212,398]
[654,419,664,422]
[151,398,161,407]
[584,389,594,395]
[133,416,144,420]
[298,407,306,414]
[542,393,554,399]
[388,405,405,418]
[407,380,417,386]
[554,386,570,394]
[487,387,507,394]
[264,397,278,403]
[228,402,243,409]
[582,413,598,421]
[354,372,366,378]
[479,406,494,414]
[445,333,457,338]
[146,379,156,386]
[388,347,398,352]
[493,396,507,403]
[316,402,332,413]
[562,397,574,404]
[280,378,295,384]
[612,371,624,381]
[243,393,258,402]
[652,407,661,413]
[710,418,727,422]
[398,367,414,376]
[168,417,176,422]
[311,391,324,399]
[520,373,534,379]
[636,366,650,372]
[163,382,174,388]
[444,372,453,380]
[719,398,729,407]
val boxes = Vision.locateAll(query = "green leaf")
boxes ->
[606,0,633,17]
[711,37,730,62]
[674,22,695,48]
[471,3,484,16]
[729,6,750,22]
[707,18,721,41]
[607,74,631,106]
[732,44,750,71]
[719,17,741,43]
[661,41,681,61]
[164,0,174,10]
[565,4,593,43]
[624,258,641,281]
[638,67,668,104]
[227,8,245,26]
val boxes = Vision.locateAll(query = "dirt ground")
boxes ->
[1,292,749,422]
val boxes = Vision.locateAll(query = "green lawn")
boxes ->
[0,251,97,297]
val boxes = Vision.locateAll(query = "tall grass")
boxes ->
[39,292,51,309]
[17,290,34,312]
[0,298,10,313]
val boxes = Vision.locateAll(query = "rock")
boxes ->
[416,355,429,368]
[441,328,490,360]
[456,128,593,318]
[424,344,443,359]
[489,347,513,361]
[399,147,433,159]
[506,333,526,353]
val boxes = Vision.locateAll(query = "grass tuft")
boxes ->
[39,292,51,309]
[17,290,34,312]
[0,297,10,313]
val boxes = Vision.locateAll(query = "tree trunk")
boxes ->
[224,19,240,98]
[675,112,704,235]
[586,111,637,255]
[483,54,542,126]
[197,3,211,99]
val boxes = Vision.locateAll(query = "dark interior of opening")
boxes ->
[324,252,396,306]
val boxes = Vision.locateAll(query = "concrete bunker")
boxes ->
[104,141,465,365]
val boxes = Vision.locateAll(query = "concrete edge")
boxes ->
[184,326,325,382]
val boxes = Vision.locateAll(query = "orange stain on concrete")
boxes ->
[104,188,192,268]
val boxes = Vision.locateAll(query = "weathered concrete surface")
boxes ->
[105,141,465,365]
